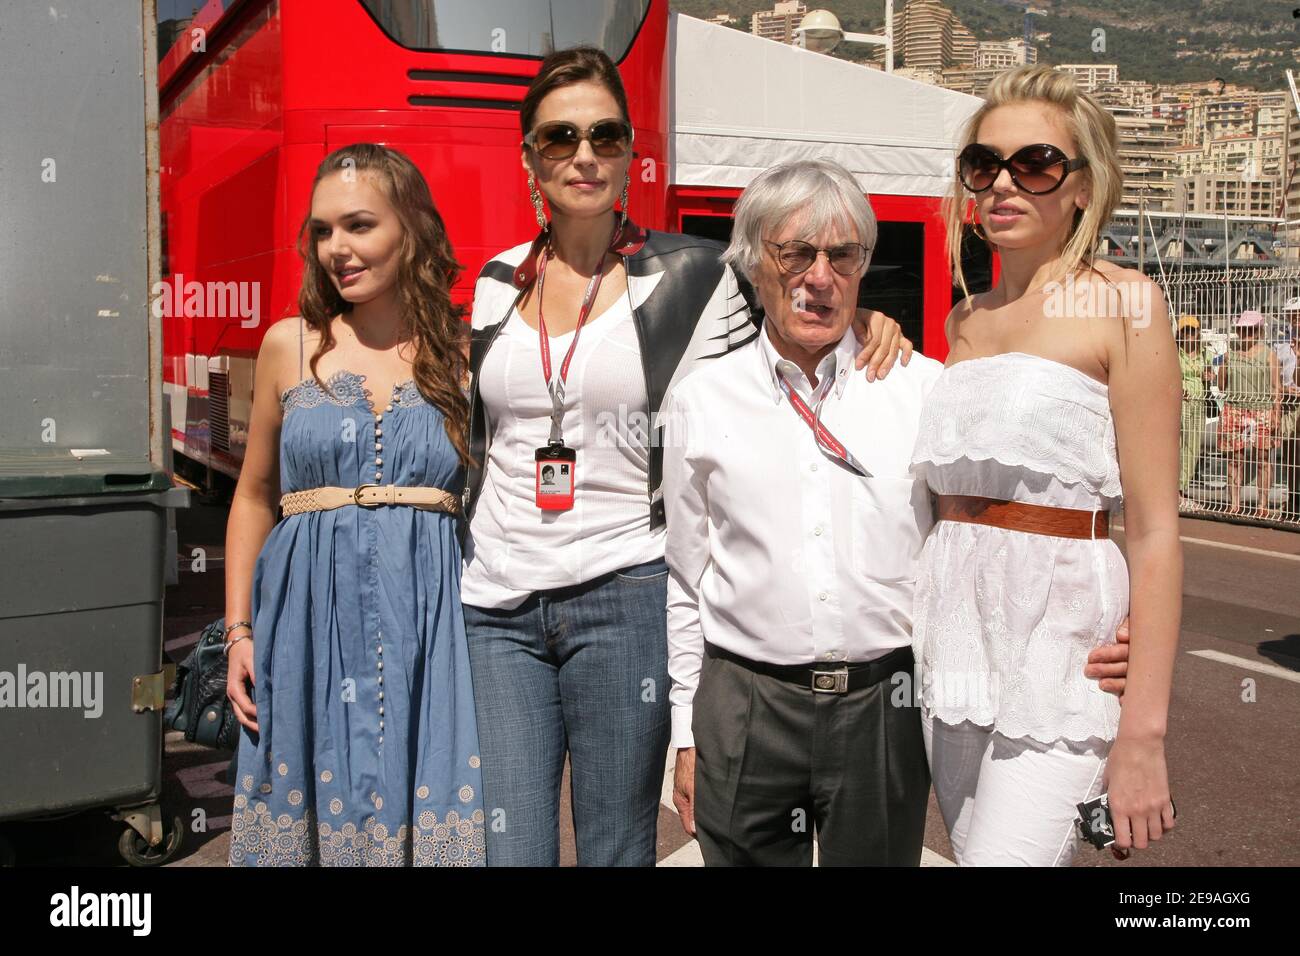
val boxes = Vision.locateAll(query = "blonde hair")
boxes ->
[943,65,1122,297]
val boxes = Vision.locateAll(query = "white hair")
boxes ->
[722,160,877,281]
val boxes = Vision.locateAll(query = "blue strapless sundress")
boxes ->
[228,369,485,866]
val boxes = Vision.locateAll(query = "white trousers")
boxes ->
[922,714,1110,867]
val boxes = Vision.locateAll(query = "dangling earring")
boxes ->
[618,173,631,233]
[528,171,547,231]
[972,219,988,243]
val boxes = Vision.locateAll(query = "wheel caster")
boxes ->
[116,811,184,866]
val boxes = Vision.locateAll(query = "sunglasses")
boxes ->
[523,118,634,160]
[958,143,1088,195]
[763,239,869,276]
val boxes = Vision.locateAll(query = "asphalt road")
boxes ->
[3,504,1296,867]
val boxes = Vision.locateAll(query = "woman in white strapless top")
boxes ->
[914,68,1182,866]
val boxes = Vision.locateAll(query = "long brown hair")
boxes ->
[296,143,471,467]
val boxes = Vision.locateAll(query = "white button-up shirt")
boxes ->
[661,324,943,749]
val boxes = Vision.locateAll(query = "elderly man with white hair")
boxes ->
[662,158,1136,867]
[661,159,943,866]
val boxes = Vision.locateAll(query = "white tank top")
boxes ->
[461,298,665,609]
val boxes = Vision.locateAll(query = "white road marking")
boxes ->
[922,847,956,867]
[1187,649,1300,684]
[1173,534,1300,562]
[658,840,705,867]
[1113,520,1300,562]
[660,752,676,812]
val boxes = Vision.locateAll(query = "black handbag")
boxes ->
[164,617,241,751]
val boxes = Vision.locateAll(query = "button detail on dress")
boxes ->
[818,591,828,601]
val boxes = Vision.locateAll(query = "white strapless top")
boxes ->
[909,353,1128,744]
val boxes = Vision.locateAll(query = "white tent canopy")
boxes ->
[669,13,984,198]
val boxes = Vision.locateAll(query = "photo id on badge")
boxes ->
[536,441,576,511]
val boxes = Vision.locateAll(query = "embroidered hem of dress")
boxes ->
[917,704,1120,747]
[229,793,486,867]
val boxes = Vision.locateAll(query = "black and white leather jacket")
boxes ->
[465,220,759,529]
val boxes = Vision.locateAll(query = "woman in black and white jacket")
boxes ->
[460,45,910,866]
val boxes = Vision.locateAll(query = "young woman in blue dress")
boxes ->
[223,144,485,866]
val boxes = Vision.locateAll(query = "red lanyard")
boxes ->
[775,365,869,477]
[534,227,617,443]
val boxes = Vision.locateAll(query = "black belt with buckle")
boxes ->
[703,642,913,695]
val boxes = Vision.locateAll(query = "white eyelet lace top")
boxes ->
[909,352,1127,744]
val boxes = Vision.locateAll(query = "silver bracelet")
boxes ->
[223,633,252,656]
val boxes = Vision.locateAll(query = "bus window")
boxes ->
[359,0,651,60]
[680,214,731,245]
[862,221,924,353]
[156,1,244,62]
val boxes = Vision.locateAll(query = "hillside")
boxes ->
[670,0,1300,90]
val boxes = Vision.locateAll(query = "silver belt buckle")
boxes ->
[811,667,849,694]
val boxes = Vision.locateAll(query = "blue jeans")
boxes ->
[463,558,671,866]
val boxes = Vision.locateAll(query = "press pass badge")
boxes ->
[535,440,576,511]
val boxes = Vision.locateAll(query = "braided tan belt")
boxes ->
[280,483,460,517]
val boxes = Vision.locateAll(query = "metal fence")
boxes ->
[1157,266,1300,530]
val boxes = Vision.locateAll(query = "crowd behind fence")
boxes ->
[1157,266,1300,531]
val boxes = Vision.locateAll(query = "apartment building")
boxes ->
[1057,64,1119,93]
[975,38,1035,70]
[751,1,807,45]
[1114,108,1179,211]
[1285,90,1300,255]
[894,0,976,72]
[1173,173,1278,218]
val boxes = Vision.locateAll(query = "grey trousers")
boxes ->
[693,643,929,866]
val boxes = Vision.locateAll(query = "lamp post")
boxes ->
[794,5,894,73]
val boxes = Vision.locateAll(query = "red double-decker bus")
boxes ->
[157,0,667,487]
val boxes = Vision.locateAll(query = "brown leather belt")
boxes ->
[280,484,460,517]
[934,494,1109,540]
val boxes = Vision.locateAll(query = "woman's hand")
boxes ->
[1103,735,1175,856]
[851,308,913,381]
[227,639,259,734]
[1085,617,1130,696]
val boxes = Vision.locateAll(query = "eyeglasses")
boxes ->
[763,239,869,276]
[958,143,1089,195]
[523,119,634,160]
